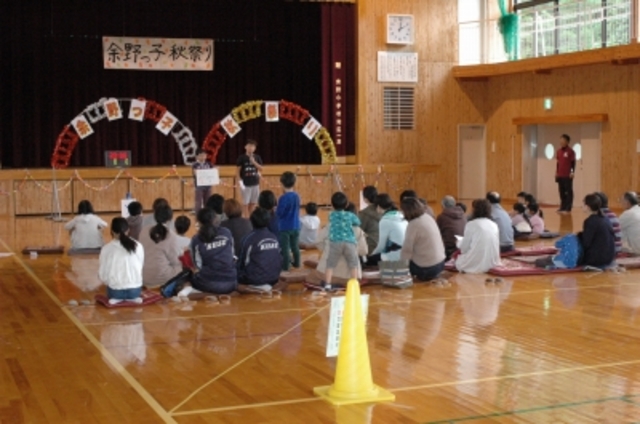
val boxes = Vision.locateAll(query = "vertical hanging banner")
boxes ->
[71,115,94,139]
[302,117,322,140]
[103,37,214,71]
[265,102,280,122]
[104,98,123,121]
[129,99,147,121]
[156,111,178,135]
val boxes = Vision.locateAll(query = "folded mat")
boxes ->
[22,246,64,254]
[279,269,310,283]
[68,247,102,255]
[95,290,163,308]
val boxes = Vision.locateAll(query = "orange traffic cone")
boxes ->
[314,279,395,405]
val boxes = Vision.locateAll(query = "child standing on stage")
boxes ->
[236,139,263,217]
[276,172,301,270]
[193,149,212,214]
[324,192,361,291]
[99,218,145,305]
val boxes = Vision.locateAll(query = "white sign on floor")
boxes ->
[326,294,369,357]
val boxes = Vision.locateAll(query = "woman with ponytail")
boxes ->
[190,208,237,294]
[99,218,144,304]
[578,193,616,268]
[139,204,184,287]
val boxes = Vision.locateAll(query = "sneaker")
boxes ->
[132,297,143,304]
[108,298,124,305]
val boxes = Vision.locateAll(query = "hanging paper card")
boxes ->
[104,98,123,121]
[221,115,241,138]
[156,111,178,135]
[71,115,94,139]
[302,117,321,139]
[129,99,147,121]
[265,101,279,122]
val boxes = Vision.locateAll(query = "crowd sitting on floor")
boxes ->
[64,178,640,303]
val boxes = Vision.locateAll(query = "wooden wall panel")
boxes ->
[131,178,184,212]
[356,0,480,202]
[72,179,129,213]
[0,181,12,217]
[483,63,639,199]
[14,181,73,215]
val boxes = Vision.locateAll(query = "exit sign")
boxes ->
[104,150,132,168]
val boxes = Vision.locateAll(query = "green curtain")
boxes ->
[497,0,519,60]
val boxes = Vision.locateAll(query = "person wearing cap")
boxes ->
[486,191,514,253]
[619,192,640,254]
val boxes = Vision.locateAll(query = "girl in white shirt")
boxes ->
[99,218,145,305]
[456,199,501,274]
[64,200,108,250]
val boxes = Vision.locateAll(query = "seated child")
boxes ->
[126,201,143,240]
[98,217,145,305]
[258,190,279,239]
[324,192,361,291]
[175,215,192,251]
[205,194,227,222]
[527,203,545,234]
[64,200,108,250]
[299,202,321,249]
[237,207,283,291]
[511,203,533,237]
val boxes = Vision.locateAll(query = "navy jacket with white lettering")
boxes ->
[190,226,237,284]
[237,228,281,285]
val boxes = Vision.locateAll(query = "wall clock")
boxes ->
[387,14,414,45]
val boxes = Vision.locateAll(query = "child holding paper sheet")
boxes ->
[193,149,213,214]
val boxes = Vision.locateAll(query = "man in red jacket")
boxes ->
[556,134,576,214]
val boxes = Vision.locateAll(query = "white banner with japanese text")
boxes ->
[103,36,214,71]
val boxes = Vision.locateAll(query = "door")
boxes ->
[458,125,486,199]
[535,123,601,207]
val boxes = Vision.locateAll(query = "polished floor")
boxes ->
[1,207,640,423]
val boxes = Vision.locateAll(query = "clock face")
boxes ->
[387,14,414,45]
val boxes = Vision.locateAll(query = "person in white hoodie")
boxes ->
[619,191,640,254]
[99,217,145,305]
[64,200,108,250]
[365,194,408,266]
[456,199,501,274]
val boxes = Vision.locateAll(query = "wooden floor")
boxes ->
[1,207,640,423]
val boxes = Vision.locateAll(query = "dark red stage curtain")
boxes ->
[320,3,356,158]
[1,0,339,168]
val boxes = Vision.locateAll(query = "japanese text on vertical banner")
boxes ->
[103,36,214,71]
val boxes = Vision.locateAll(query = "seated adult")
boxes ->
[138,205,184,288]
[220,198,253,257]
[578,194,615,268]
[190,208,237,294]
[436,195,467,260]
[307,203,368,286]
[595,192,622,255]
[258,190,279,239]
[455,199,501,274]
[205,194,227,222]
[358,185,381,255]
[141,198,175,230]
[619,191,640,254]
[486,192,514,253]
[365,194,407,266]
[237,208,283,290]
[400,189,435,219]
[400,197,446,281]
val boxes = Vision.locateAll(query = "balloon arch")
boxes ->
[202,99,337,164]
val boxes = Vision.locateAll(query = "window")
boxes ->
[515,0,631,59]
[544,143,555,160]
[458,0,484,65]
[573,142,582,160]
[383,87,415,130]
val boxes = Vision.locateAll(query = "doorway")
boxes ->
[522,123,601,207]
[458,124,486,200]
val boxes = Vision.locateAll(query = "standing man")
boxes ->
[236,139,263,217]
[556,134,576,214]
